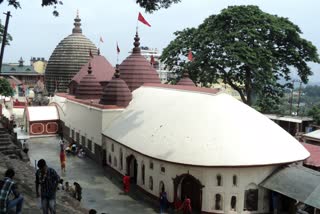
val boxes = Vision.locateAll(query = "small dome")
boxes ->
[177,73,195,86]
[75,63,102,99]
[69,55,115,95]
[45,12,98,94]
[99,66,132,107]
[119,33,160,92]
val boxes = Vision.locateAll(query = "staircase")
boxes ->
[0,125,20,159]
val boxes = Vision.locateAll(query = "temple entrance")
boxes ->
[173,174,203,213]
[126,154,137,184]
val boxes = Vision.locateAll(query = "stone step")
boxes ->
[0,144,17,151]
[0,141,12,146]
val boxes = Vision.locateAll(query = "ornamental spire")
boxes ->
[72,10,82,34]
[132,32,141,53]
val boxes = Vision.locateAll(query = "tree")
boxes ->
[136,0,181,13]
[0,21,12,45]
[161,5,320,109]
[308,105,320,125]
[0,78,14,97]
[0,0,63,16]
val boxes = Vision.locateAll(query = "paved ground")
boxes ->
[28,136,163,214]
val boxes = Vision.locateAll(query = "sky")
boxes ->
[1,0,320,83]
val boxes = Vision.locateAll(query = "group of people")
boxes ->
[0,158,84,214]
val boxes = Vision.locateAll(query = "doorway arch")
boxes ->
[126,154,138,184]
[173,173,204,212]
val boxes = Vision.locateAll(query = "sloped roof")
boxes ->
[1,64,38,75]
[71,55,115,84]
[26,106,59,122]
[302,143,320,168]
[103,85,309,166]
[260,164,320,209]
[118,33,160,92]
[303,129,320,141]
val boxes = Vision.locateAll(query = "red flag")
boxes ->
[150,55,155,65]
[89,49,93,58]
[138,12,151,27]
[117,42,120,54]
[188,50,193,61]
[100,36,104,43]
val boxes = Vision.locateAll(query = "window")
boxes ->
[231,196,236,210]
[149,176,153,190]
[111,144,114,152]
[87,139,92,151]
[108,155,112,164]
[120,148,123,170]
[71,129,75,139]
[76,132,80,143]
[217,174,222,186]
[159,181,165,193]
[141,164,145,185]
[81,136,86,147]
[114,157,117,167]
[244,184,258,211]
[215,194,222,210]
[233,175,237,186]
[161,166,165,173]
[149,161,153,170]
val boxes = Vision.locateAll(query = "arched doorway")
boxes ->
[173,174,204,213]
[126,154,137,184]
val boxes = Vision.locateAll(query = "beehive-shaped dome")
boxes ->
[99,66,132,107]
[69,55,115,95]
[177,73,195,86]
[119,33,160,92]
[75,63,102,99]
[45,12,98,94]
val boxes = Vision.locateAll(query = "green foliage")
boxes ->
[161,5,320,109]
[308,104,320,125]
[0,78,14,97]
[136,0,181,13]
[0,20,12,45]
[0,0,62,16]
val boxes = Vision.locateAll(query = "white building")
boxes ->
[52,83,309,213]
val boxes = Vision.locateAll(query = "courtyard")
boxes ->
[28,136,161,214]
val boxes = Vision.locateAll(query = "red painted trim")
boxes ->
[142,83,220,95]
[56,93,123,110]
[30,122,45,135]
[102,135,301,168]
[46,122,58,134]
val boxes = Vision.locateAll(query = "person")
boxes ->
[35,159,60,214]
[179,196,192,214]
[57,179,64,191]
[122,174,130,193]
[22,140,29,154]
[159,188,167,214]
[71,143,77,155]
[59,148,66,174]
[88,209,97,214]
[73,182,82,202]
[0,168,24,214]
[58,136,64,151]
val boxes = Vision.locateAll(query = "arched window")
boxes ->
[217,174,222,186]
[114,157,117,167]
[233,175,237,186]
[159,181,165,193]
[231,196,236,210]
[120,148,123,170]
[149,176,153,190]
[108,155,112,164]
[141,164,145,185]
[215,194,222,210]
[244,183,258,211]
[111,143,114,152]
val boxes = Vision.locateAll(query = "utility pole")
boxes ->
[289,80,295,115]
[0,11,11,74]
[296,80,303,116]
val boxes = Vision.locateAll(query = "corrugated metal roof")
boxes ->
[260,164,320,209]
[303,129,320,140]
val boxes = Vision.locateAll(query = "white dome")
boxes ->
[103,85,309,166]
